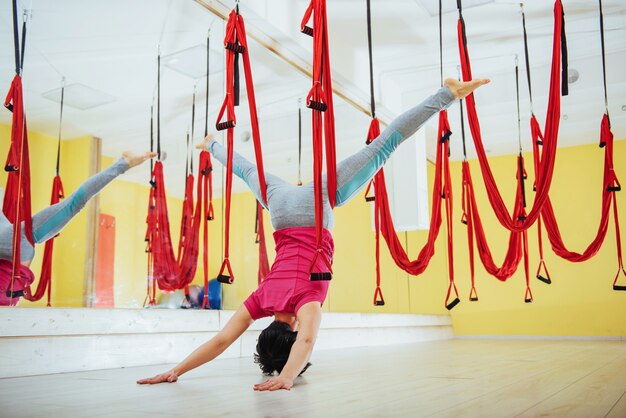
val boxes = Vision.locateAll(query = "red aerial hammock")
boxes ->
[301,0,337,281]
[144,49,214,301]
[3,2,33,305]
[255,202,269,285]
[215,7,268,285]
[361,0,459,309]
[460,60,536,302]
[374,112,453,283]
[23,79,66,306]
[518,4,553,286]
[361,0,384,306]
[456,0,567,232]
[201,32,215,308]
[179,88,198,306]
[458,86,479,302]
[529,0,625,291]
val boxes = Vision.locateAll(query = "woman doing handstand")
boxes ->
[137,78,489,391]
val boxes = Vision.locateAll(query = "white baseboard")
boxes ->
[0,308,452,378]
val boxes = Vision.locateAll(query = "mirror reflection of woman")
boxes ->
[138,78,489,391]
[0,152,155,306]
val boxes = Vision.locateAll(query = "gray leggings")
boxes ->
[0,158,129,262]
[208,86,456,231]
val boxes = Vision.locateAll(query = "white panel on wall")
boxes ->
[372,128,430,232]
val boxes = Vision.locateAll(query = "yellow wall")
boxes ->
[4,121,625,336]
[0,124,93,307]
[444,141,626,336]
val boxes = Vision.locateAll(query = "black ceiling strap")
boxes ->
[520,4,534,113]
[366,0,376,118]
[598,0,609,120]
[157,48,161,160]
[190,85,196,174]
[12,0,20,75]
[55,78,65,176]
[150,104,154,179]
[298,98,303,186]
[439,0,443,86]
[20,9,28,72]
[560,4,569,96]
[515,59,527,209]
[205,30,210,137]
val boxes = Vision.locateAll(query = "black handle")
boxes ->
[216,121,236,131]
[225,42,245,54]
[217,274,233,284]
[536,275,551,285]
[307,100,327,112]
[310,272,332,281]
[446,297,460,310]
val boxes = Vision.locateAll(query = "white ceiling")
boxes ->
[1,0,625,198]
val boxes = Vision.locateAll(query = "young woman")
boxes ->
[137,78,489,391]
[0,151,156,306]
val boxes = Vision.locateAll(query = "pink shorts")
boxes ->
[244,226,334,320]
[0,259,35,306]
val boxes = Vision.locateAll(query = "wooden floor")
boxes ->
[1,339,625,418]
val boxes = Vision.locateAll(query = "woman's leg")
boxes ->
[30,151,155,244]
[31,158,129,244]
[333,78,489,206]
[333,86,455,206]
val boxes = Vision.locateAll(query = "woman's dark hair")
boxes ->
[254,320,311,376]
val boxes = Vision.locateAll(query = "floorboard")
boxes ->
[1,339,625,418]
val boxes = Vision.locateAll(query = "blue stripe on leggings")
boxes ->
[33,186,87,243]
[233,165,269,211]
[336,130,403,205]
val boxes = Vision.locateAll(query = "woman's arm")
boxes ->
[253,302,322,391]
[137,305,254,384]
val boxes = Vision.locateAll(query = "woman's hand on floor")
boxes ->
[253,376,294,391]
[136,370,178,385]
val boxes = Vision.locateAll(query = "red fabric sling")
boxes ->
[4,7,34,301]
[255,202,270,285]
[365,118,385,306]
[535,115,624,289]
[23,175,64,305]
[215,9,268,284]
[456,0,565,232]
[301,0,336,279]
[461,162,478,301]
[145,152,213,294]
[373,111,459,308]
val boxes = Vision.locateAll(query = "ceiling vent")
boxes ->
[42,83,116,110]
[163,44,225,79]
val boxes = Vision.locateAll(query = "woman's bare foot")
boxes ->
[444,77,490,100]
[122,151,157,168]
[196,133,214,151]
